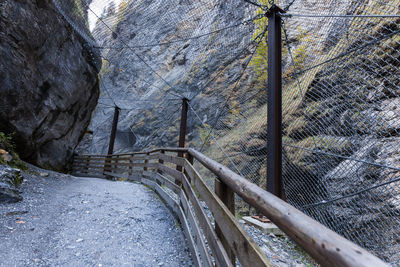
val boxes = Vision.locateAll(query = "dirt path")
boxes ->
[0,168,192,266]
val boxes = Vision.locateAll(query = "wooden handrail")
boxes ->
[72,147,388,267]
[187,148,386,267]
[76,147,189,158]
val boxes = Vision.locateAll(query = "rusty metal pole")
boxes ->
[178,98,189,150]
[107,106,120,155]
[267,5,284,198]
[177,98,189,173]
[104,106,119,179]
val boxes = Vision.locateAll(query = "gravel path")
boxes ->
[0,167,192,266]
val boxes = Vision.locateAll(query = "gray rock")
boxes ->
[0,0,100,170]
[77,0,257,154]
[0,165,22,203]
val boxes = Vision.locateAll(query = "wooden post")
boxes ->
[158,150,165,175]
[114,155,119,175]
[86,155,90,174]
[185,152,194,183]
[215,179,236,264]
[129,155,133,175]
[144,152,149,171]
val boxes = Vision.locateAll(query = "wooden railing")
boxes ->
[72,148,387,267]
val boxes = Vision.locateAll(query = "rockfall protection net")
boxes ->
[53,0,400,263]
[277,1,400,263]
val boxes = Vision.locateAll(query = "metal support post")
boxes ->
[177,98,189,174]
[107,106,120,155]
[104,106,120,179]
[267,5,285,198]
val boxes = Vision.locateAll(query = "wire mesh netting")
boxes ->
[53,0,400,263]
[278,1,400,263]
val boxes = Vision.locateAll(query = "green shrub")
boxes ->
[0,132,27,171]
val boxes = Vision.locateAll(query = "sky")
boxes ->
[88,0,123,31]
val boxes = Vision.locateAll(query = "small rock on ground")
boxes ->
[0,165,22,203]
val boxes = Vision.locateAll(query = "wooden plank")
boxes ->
[104,167,147,176]
[73,165,107,170]
[139,147,188,155]
[184,161,272,266]
[73,160,104,165]
[147,153,160,160]
[188,148,388,267]
[87,156,146,162]
[73,163,105,168]
[74,156,107,161]
[130,155,150,161]
[107,157,134,162]
[143,171,181,194]
[107,163,158,171]
[73,148,188,160]
[106,162,152,168]
[183,153,194,183]
[180,174,233,267]
[157,164,185,182]
[179,189,213,267]
[148,152,185,167]
[103,171,141,182]
[158,153,186,167]
[75,154,109,157]
[117,162,158,169]
[73,158,106,163]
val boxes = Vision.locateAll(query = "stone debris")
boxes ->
[0,165,22,203]
[242,216,284,236]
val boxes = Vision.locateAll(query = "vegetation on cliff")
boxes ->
[0,132,26,172]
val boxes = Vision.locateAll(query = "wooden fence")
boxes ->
[72,148,387,267]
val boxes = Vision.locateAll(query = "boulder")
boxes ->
[0,0,100,170]
[0,165,22,203]
[77,0,257,154]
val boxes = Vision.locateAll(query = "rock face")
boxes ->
[77,0,257,154]
[0,165,22,203]
[0,0,100,170]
